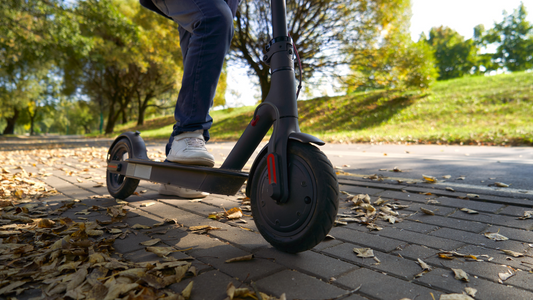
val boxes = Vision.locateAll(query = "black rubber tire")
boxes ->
[106,138,140,200]
[250,141,339,253]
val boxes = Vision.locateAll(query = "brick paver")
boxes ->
[2,144,533,300]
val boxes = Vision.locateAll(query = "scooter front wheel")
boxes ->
[106,138,140,200]
[250,141,339,253]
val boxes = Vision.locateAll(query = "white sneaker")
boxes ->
[158,184,209,199]
[167,130,215,167]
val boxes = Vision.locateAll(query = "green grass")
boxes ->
[112,71,533,145]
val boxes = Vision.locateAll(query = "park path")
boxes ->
[0,137,532,299]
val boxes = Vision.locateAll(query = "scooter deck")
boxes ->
[108,158,248,195]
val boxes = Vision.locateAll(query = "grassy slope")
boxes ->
[117,71,533,145]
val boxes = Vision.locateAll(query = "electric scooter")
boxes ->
[106,0,339,253]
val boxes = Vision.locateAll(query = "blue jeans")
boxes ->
[140,0,234,155]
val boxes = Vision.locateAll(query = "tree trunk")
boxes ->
[3,108,20,135]
[28,109,37,136]
[105,104,118,134]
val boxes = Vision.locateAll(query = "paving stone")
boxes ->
[322,242,422,280]
[339,185,385,196]
[490,225,533,243]
[113,231,154,254]
[208,225,271,252]
[436,196,505,213]
[392,244,439,261]
[406,214,488,233]
[256,269,347,300]
[415,267,533,300]
[505,270,533,292]
[429,227,529,252]
[450,210,531,230]
[41,176,97,199]
[170,270,243,300]
[499,205,533,218]
[255,247,357,280]
[200,196,242,209]
[456,244,533,271]
[378,190,434,203]
[122,248,196,265]
[312,238,344,252]
[335,268,442,300]
[423,255,511,282]
[189,244,285,282]
[341,294,370,300]
[159,199,220,217]
[392,220,440,233]
[401,202,458,216]
[377,227,464,251]
[329,227,403,252]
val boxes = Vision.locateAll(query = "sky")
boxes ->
[224,0,533,108]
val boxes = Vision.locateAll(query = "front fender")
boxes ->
[107,131,149,161]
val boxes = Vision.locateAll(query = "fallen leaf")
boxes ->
[460,208,478,214]
[225,207,243,219]
[442,175,451,179]
[446,187,455,192]
[420,207,435,215]
[225,254,254,263]
[422,175,437,183]
[494,182,509,187]
[501,249,523,257]
[417,258,431,271]
[452,268,469,282]
[498,269,515,281]
[181,281,193,300]
[140,239,161,246]
[464,287,477,298]
[353,248,374,258]
[439,294,474,300]
[484,232,509,241]
[146,247,177,257]
[466,194,479,198]
[518,211,533,220]
[140,202,155,207]
[132,224,151,230]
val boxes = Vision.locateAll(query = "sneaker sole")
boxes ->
[167,156,215,167]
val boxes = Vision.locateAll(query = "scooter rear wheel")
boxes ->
[106,138,140,200]
[250,141,339,253]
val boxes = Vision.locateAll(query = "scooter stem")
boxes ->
[271,0,288,37]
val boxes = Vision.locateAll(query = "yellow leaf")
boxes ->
[420,207,435,215]
[132,224,151,229]
[140,239,161,246]
[146,246,177,257]
[181,281,193,300]
[422,174,437,183]
[501,249,524,257]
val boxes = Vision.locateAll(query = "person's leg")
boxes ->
[154,0,234,158]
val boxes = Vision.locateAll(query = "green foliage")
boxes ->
[424,26,481,80]
[347,0,437,90]
[482,2,533,71]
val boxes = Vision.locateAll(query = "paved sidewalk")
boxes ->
[2,145,533,300]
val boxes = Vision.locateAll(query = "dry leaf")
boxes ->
[440,294,474,300]
[518,211,533,220]
[225,254,254,263]
[494,182,509,187]
[225,207,243,219]
[132,224,151,230]
[446,187,455,192]
[460,208,478,214]
[422,175,437,183]
[420,207,435,215]
[353,248,374,258]
[452,268,469,282]
[140,239,161,246]
[498,269,515,281]
[140,202,155,207]
[181,281,193,300]
[146,247,177,257]
[501,249,523,257]
[466,194,479,198]
[442,175,451,179]
[417,258,431,271]
[484,232,509,241]
[464,287,477,298]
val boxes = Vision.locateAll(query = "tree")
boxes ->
[232,0,360,102]
[424,26,480,80]
[346,0,438,90]
[482,2,533,71]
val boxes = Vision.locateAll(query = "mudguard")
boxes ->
[107,131,149,161]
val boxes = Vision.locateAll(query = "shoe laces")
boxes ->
[185,138,206,149]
